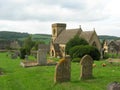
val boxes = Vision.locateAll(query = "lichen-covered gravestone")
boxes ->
[37,49,47,65]
[80,55,93,80]
[54,56,71,83]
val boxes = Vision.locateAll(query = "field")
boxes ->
[32,34,51,44]
[0,52,120,90]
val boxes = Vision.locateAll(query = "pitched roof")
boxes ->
[108,40,120,47]
[80,31,94,42]
[105,40,120,46]
[104,40,111,45]
[115,40,120,46]
[54,29,82,44]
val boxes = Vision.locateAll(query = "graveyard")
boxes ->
[0,52,120,90]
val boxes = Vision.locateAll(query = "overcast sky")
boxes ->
[0,0,120,36]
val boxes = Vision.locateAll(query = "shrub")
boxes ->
[20,48,27,59]
[65,35,88,54]
[69,45,100,60]
[103,53,109,59]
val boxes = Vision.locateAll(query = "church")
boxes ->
[50,23,101,57]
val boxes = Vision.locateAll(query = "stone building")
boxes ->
[10,40,21,49]
[0,40,20,50]
[0,40,10,49]
[50,23,101,57]
[103,40,120,54]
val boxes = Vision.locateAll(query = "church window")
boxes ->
[92,41,97,47]
[53,29,56,35]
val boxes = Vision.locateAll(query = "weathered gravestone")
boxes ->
[107,81,120,90]
[80,55,94,80]
[54,56,71,83]
[37,49,47,65]
[25,55,28,61]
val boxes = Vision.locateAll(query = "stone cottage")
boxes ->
[103,40,120,54]
[50,23,101,57]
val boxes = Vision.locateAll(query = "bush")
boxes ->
[69,45,100,60]
[103,53,120,59]
[103,53,109,59]
[65,35,88,54]
[20,48,27,59]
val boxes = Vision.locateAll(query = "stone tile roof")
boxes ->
[80,31,94,42]
[115,40,120,46]
[54,28,82,44]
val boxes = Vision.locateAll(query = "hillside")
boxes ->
[0,31,120,44]
[0,31,51,44]
[98,35,120,41]
[32,34,51,44]
[0,31,29,40]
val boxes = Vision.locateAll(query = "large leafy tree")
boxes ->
[65,35,88,54]
[20,35,35,59]
[23,35,35,54]
[32,41,45,50]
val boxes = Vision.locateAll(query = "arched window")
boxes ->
[53,29,56,35]
[92,41,97,47]
[52,50,54,56]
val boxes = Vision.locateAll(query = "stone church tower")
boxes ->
[51,23,66,42]
[50,23,66,57]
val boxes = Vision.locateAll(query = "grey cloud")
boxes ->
[38,0,86,10]
[0,0,109,22]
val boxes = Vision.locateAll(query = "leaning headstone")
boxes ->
[54,56,71,83]
[107,81,120,90]
[37,49,47,65]
[80,55,94,80]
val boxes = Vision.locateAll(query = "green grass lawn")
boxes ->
[0,52,120,90]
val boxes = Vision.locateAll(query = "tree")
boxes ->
[20,48,26,59]
[23,35,34,55]
[65,35,88,54]
[32,41,45,50]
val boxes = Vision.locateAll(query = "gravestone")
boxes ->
[54,55,71,83]
[37,49,47,65]
[80,55,93,80]
[25,55,28,61]
[107,81,120,90]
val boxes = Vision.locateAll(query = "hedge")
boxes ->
[69,45,100,60]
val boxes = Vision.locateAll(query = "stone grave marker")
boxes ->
[107,81,120,90]
[37,49,47,65]
[54,55,71,83]
[25,55,28,61]
[80,55,93,80]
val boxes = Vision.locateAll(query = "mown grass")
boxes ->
[0,52,120,90]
